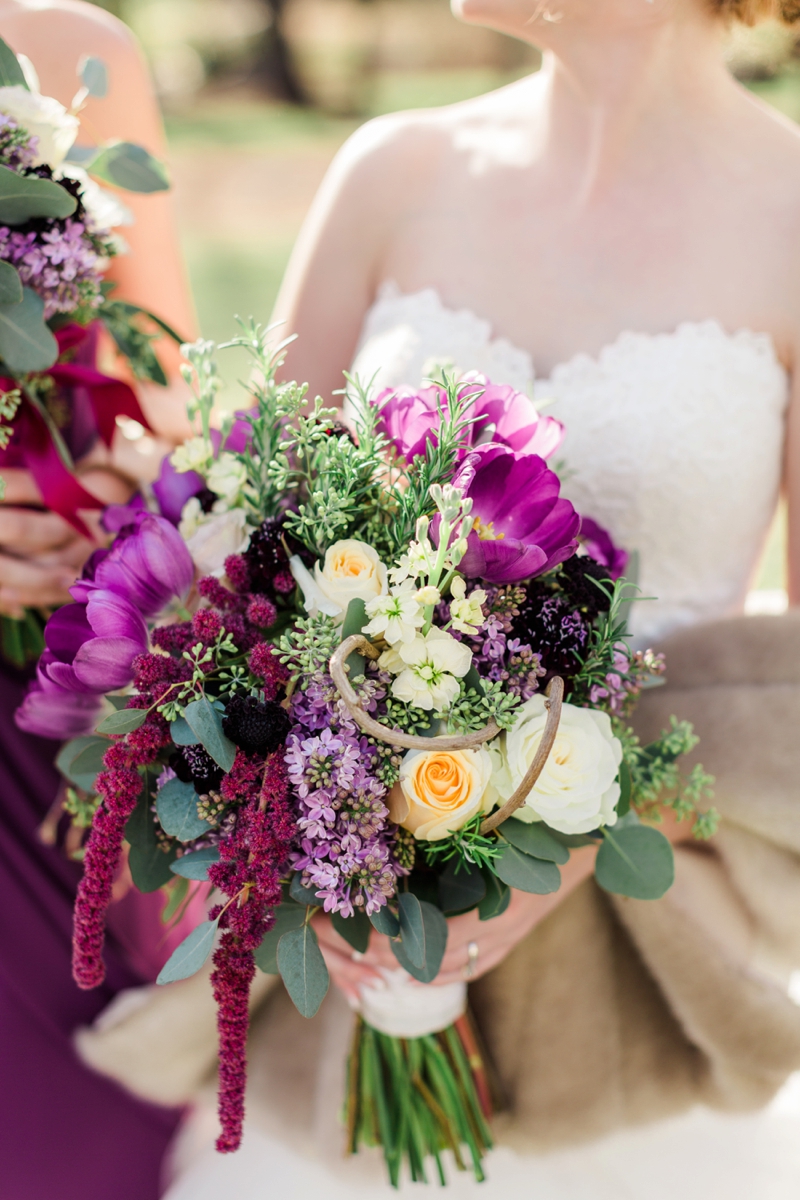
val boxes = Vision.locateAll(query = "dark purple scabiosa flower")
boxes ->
[171,744,225,795]
[452,446,580,585]
[243,515,301,597]
[374,376,564,464]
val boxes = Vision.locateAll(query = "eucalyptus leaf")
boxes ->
[79,55,108,98]
[494,844,561,894]
[156,918,219,985]
[0,37,27,88]
[0,287,58,372]
[616,759,632,818]
[332,908,371,954]
[0,261,21,305]
[126,773,177,892]
[170,845,220,881]
[397,892,425,969]
[254,902,307,974]
[104,694,130,711]
[277,925,329,1018]
[96,707,147,736]
[170,715,199,746]
[88,141,170,193]
[369,906,400,937]
[341,597,368,680]
[156,778,208,842]
[478,871,511,921]
[595,824,675,900]
[183,698,236,771]
[390,901,448,983]
[56,735,108,790]
[290,874,321,906]
[438,859,486,914]
[0,165,77,224]
[68,739,111,788]
[500,818,570,865]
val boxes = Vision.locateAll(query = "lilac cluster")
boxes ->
[446,586,545,701]
[0,115,38,170]
[0,217,107,320]
[286,672,405,916]
[590,645,666,717]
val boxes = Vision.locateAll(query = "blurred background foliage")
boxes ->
[88,0,799,589]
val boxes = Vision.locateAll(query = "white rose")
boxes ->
[495,696,622,835]
[179,507,250,578]
[390,745,494,840]
[0,85,78,168]
[313,539,388,621]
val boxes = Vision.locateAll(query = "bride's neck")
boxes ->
[530,11,732,188]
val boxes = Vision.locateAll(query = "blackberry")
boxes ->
[169,745,224,793]
[222,695,291,757]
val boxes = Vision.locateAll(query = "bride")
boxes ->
[158,0,800,1194]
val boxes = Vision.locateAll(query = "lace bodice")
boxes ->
[352,282,790,644]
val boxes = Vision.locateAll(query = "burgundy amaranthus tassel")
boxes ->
[71,718,166,989]
[208,751,296,1152]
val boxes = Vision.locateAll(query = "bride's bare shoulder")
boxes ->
[729,81,800,181]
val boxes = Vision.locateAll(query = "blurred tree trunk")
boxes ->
[250,0,309,104]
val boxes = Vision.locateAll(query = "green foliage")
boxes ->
[568,574,638,704]
[422,814,503,874]
[595,814,675,900]
[437,858,486,913]
[96,708,146,735]
[88,142,170,193]
[126,771,178,892]
[64,786,101,830]
[493,843,561,894]
[169,845,221,881]
[332,908,372,954]
[155,778,208,842]
[157,918,219,985]
[183,696,237,771]
[277,923,330,1018]
[0,36,28,88]
[254,901,307,974]
[0,165,77,224]
[390,898,448,983]
[0,287,58,373]
[620,718,719,839]
[447,679,521,734]
[499,818,570,864]
[276,613,339,683]
[99,297,183,385]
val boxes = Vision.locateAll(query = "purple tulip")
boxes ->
[453,445,580,585]
[86,512,194,618]
[41,589,148,693]
[16,664,104,738]
[375,377,564,464]
[579,517,629,581]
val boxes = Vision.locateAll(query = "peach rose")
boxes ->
[390,746,493,841]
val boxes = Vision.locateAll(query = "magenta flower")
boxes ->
[84,512,194,617]
[579,517,629,581]
[454,445,580,585]
[375,376,564,464]
[16,661,104,738]
[41,588,148,693]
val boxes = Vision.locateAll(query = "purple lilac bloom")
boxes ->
[0,116,38,170]
[286,671,405,916]
[374,376,564,464]
[450,445,580,585]
[0,218,106,320]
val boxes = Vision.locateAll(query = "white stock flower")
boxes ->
[179,507,250,578]
[449,576,486,636]
[207,452,247,506]
[389,540,430,586]
[171,436,214,475]
[314,540,388,619]
[0,84,78,168]
[364,581,424,646]
[416,585,441,607]
[495,696,622,835]
[386,627,472,712]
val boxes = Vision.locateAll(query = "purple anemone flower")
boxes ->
[374,376,564,464]
[77,512,194,618]
[41,589,148,693]
[453,445,580,585]
[579,517,629,581]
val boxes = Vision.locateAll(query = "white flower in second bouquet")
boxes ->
[206,452,248,506]
[179,506,250,579]
[314,539,388,617]
[0,84,78,168]
[364,581,425,645]
[495,696,622,835]
[389,627,472,712]
[170,436,214,475]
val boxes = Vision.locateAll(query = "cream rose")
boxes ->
[0,85,78,168]
[390,746,493,841]
[313,539,388,620]
[179,505,250,578]
[495,696,622,835]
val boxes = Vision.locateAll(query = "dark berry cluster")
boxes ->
[243,516,305,598]
[222,695,291,758]
[511,556,611,683]
[171,744,224,793]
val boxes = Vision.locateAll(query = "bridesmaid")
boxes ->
[0,3,195,1198]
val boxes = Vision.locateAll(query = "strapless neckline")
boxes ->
[367,280,786,389]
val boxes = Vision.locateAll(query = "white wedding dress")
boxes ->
[163,283,800,1200]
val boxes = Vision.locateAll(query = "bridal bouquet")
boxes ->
[0,36,180,665]
[18,324,716,1186]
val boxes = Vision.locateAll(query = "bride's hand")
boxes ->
[314,843,601,1003]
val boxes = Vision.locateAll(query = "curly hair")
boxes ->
[710,0,800,22]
